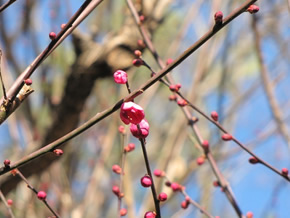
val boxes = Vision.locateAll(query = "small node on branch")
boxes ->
[24,78,32,85]
[214,11,223,24]
[211,111,219,121]
[3,159,10,168]
[141,175,152,188]
[53,149,63,156]
[221,133,232,141]
[11,169,17,176]
[165,181,171,187]
[134,50,142,58]
[249,157,259,164]
[247,5,259,14]
[37,191,47,200]
[120,208,127,216]
[49,32,57,40]
[144,211,156,218]
[137,39,146,49]
[158,192,167,202]
[132,58,144,67]
[281,168,288,177]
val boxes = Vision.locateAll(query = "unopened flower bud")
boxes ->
[37,191,47,200]
[247,5,259,14]
[214,11,223,24]
[221,133,232,141]
[158,192,167,202]
[211,111,219,121]
[49,32,56,40]
[141,175,152,188]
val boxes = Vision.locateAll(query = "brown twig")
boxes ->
[0,0,16,13]
[0,0,105,124]
[0,189,15,218]
[0,0,255,178]
[16,170,60,218]
[251,16,290,148]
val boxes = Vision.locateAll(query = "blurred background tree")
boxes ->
[0,0,289,217]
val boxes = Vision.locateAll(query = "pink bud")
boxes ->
[249,157,259,164]
[153,169,164,177]
[171,182,181,192]
[211,111,219,121]
[120,208,127,216]
[114,70,128,84]
[166,58,173,65]
[132,59,144,67]
[213,180,220,187]
[144,211,156,218]
[282,168,288,176]
[246,211,254,218]
[128,143,135,151]
[158,192,167,201]
[214,11,223,24]
[61,23,66,29]
[181,200,189,209]
[177,99,187,107]
[141,175,152,188]
[137,39,146,48]
[169,84,176,91]
[196,156,205,166]
[118,125,126,134]
[49,32,56,40]
[169,95,177,101]
[247,5,259,14]
[139,15,145,23]
[202,140,209,151]
[24,79,33,85]
[7,199,13,206]
[130,119,149,139]
[120,102,145,125]
[37,191,47,200]
[112,186,120,196]
[134,50,142,58]
[53,149,63,156]
[221,133,232,141]
[112,165,122,174]
[3,159,10,167]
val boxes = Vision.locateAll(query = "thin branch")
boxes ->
[0,0,105,124]
[0,0,16,13]
[0,0,255,176]
[0,189,15,218]
[252,16,290,148]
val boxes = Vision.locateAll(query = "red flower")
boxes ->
[130,119,149,138]
[114,70,128,84]
[120,102,145,125]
